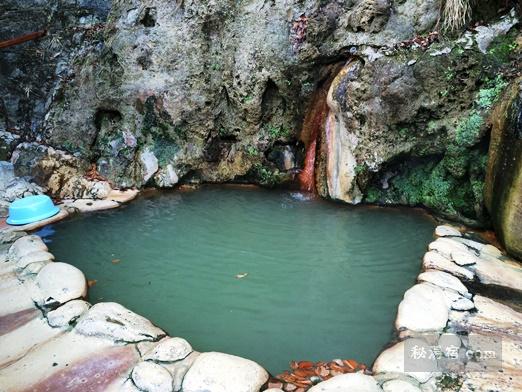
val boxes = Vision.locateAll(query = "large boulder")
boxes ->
[484,78,522,259]
[182,352,268,392]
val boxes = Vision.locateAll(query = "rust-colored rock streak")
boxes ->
[298,82,331,193]
[0,308,39,336]
[21,346,137,392]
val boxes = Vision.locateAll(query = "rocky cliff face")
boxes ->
[1,0,520,226]
[485,78,522,259]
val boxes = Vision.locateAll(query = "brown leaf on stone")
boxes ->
[343,359,357,369]
[297,360,314,369]
[293,368,315,378]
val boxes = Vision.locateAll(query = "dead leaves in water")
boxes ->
[87,279,97,287]
[111,259,121,264]
[271,359,367,391]
[235,272,248,279]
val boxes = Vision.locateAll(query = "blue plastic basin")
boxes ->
[7,195,60,225]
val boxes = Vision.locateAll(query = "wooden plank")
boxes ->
[0,30,47,50]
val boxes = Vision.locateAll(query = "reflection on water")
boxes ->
[43,186,435,373]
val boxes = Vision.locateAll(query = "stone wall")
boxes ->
[1,1,520,227]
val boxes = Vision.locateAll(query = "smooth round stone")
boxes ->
[451,297,475,311]
[423,251,475,281]
[396,283,449,332]
[47,300,91,327]
[74,302,165,342]
[451,250,478,266]
[17,251,55,270]
[435,225,461,237]
[428,238,468,258]
[373,340,434,383]
[481,244,503,257]
[308,373,382,392]
[8,235,48,262]
[143,337,192,362]
[182,352,268,392]
[34,262,87,305]
[132,361,173,392]
[417,270,469,297]
[382,379,421,392]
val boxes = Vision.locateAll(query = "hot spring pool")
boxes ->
[40,186,435,374]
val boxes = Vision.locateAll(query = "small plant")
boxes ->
[354,164,366,175]
[476,76,508,110]
[455,111,484,147]
[253,163,282,187]
[437,374,463,391]
[245,145,259,156]
[266,124,292,140]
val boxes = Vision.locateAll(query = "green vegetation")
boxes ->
[487,32,518,64]
[454,111,484,147]
[437,374,463,391]
[265,123,292,140]
[245,145,259,156]
[476,76,509,110]
[252,163,282,187]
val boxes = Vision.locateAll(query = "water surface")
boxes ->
[42,186,435,373]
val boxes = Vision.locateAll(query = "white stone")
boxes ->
[8,235,47,262]
[417,270,469,297]
[140,148,159,183]
[264,389,284,392]
[308,373,382,392]
[481,244,503,257]
[182,352,268,392]
[155,164,179,188]
[466,296,522,337]
[47,300,91,327]
[106,189,139,204]
[162,351,200,391]
[373,340,434,383]
[75,302,165,342]
[396,283,449,332]
[473,256,522,292]
[89,181,111,199]
[9,208,69,232]
[475,12,519,53]
[423,251,474,281]
[428,238,468,258]
[453,237,485,252]
[17,251,54,270]
[451,297,475,311]
[34,262,87,306]
[132,361,173,392]
[19,261,48,276]
[143,337,192,362]
[61,198,119,213]
[435,225,461,237]
[382,379,421,392]
[451,250,478,266]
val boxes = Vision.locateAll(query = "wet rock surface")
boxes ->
[1,1,519,228]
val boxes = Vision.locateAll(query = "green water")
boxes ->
[41,186,435,374]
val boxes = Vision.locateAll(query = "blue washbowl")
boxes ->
[7,195,60,225]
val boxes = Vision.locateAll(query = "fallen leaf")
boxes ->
[112,259,121,264]
[87,279,97,287]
